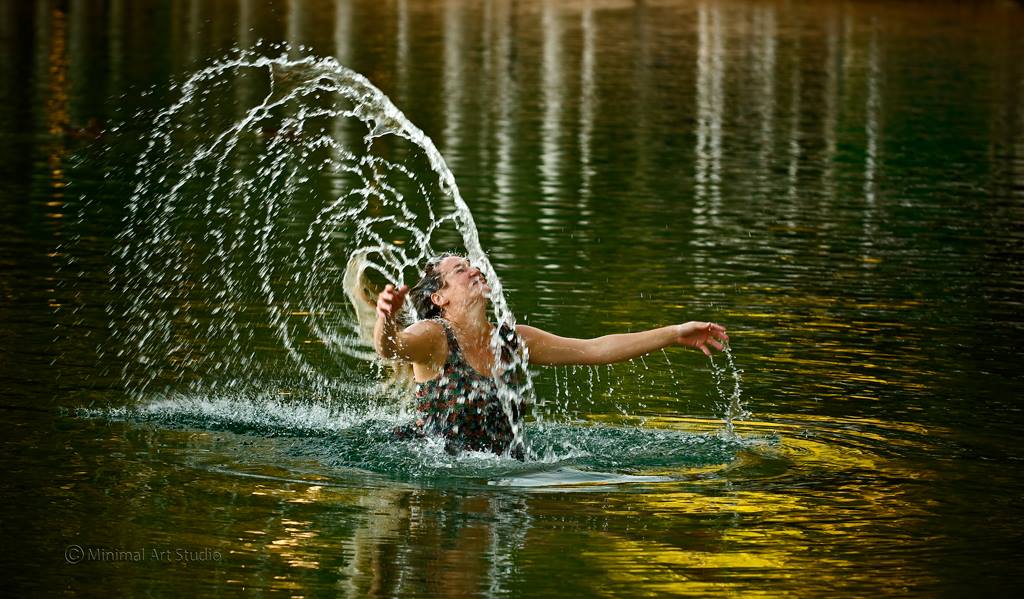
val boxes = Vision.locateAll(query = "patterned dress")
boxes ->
[398,319,524,458]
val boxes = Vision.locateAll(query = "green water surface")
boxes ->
[2,0,1023,596]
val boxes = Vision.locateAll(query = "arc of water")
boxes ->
[111,44,534,453]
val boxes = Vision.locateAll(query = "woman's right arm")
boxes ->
[373,284,444,363]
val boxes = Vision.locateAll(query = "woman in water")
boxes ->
[374,254,729,457]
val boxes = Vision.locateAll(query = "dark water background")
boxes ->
[2,0,1023,595]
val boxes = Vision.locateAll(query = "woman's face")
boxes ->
[432,256,490,311]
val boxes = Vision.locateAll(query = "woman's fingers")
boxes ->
[376,284,409,318]
[708,323,729,341]
[683,322,728,357]
[376,285,395,316]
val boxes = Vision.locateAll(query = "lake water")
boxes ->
[2,0,1023,595]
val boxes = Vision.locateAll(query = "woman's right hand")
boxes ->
[374,284,443,363]
[376,284,409,320]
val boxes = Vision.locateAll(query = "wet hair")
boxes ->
[409,253,457,320]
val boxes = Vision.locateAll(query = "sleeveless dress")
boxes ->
[396,319,525,458]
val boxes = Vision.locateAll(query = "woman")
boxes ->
[374,254,729,457]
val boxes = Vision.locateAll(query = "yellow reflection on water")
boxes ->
[581,534,799,596]
[716,288,945,399]
[566,426,935,595]
[45,5,70,211]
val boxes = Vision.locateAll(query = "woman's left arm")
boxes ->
[516,322,728,366]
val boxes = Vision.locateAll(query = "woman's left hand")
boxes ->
[675,322,729,357]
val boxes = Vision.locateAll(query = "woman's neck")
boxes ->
[443,302,492,346]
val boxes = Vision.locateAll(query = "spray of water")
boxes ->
[709,343,749,437]
[109,43,532,449]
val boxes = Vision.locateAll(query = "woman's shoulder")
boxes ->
[402,318,450,352]
[403,318,445,337]
[403,319,450,370]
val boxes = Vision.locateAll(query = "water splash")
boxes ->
[77,398,752,483]
[710,343,749,436]
[108,43,531,447]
